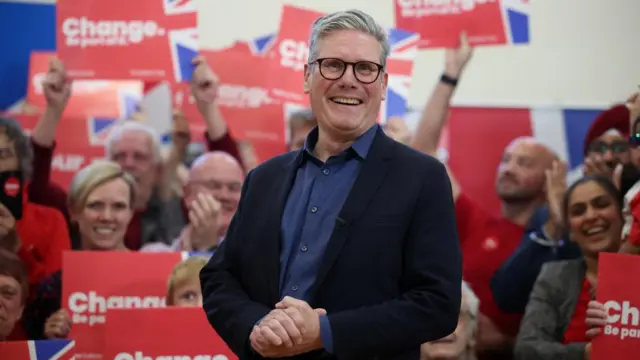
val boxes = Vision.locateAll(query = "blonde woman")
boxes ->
[23,160,136,339]
[166,256,209,307]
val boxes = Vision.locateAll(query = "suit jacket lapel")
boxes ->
[260,151,302,305]
[309,130,395,301]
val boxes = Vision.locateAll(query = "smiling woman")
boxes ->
[68,160,137,251]
[515,175,623,360]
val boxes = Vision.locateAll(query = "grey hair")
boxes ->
[461,281,480,336]
[0,117,33,179]
[104,121,162,164]
[308,9,390,68]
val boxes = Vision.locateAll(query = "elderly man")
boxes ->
[200,9,462,360]
[421,281,480,360]
[27,58,243,250]
[142,151,245,252]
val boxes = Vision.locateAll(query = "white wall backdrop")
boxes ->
[6,0,640,108]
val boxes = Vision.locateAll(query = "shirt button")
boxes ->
[301,245,308,252]
[311,206,318,213]
[322,169,330,175]
[292,285,299,291]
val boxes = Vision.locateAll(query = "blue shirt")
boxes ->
[279,124,378,353]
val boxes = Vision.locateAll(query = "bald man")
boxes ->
[141,151,245,252]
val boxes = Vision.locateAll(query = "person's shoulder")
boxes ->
[247,150,300,179]
[387,140,446,174]
[23,201,67,228]
[539,259,584,280]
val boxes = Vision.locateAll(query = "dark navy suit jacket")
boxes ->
[200,127,462,360]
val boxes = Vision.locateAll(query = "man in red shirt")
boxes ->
[410,34,556,359]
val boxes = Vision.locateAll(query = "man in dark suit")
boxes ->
[200,9,462,360]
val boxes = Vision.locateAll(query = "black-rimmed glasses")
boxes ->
[311,58,384,84]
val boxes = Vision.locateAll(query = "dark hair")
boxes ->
[562,175,622,226]
[0,116,33,179]
[620,163,640,197]
[0,248,29,304]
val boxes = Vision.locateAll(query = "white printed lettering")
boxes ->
[217,84,274,108]
[278,39,308,72]
[68,291,165,327]
[51,154,87,172]
[602,300,640,340]
[113,352,229,360]
[61,17,165,47]
[397,0,497,17]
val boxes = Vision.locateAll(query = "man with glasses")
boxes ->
[200,9,462,360]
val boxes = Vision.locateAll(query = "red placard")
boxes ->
[14,114,107,190]
[57,0,198,82]
[266,5,323,105]
[448,107,533,215]
[394,0,507,48]
[62,251,191,358]
[27,52,143,117]
[0,340,75,360]
[104,308,236,360]
[592,253,640,360]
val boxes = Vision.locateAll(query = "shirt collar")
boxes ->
[302,124,379,161]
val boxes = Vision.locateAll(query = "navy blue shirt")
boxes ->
[279,124,378,352]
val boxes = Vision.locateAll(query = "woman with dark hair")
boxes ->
[0,248,29,340]
[515,175,623,360]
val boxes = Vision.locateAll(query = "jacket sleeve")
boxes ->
[17,209,70,286]
[327,159,462,359]
[491,206,581,314]
[199,170,271,359]
[27,139,70,224]
[204,131,244,170]
[514,263,586,360]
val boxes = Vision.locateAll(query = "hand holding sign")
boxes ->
[42,58,72,114]
[190,56,219,113]
[444,32,473,78]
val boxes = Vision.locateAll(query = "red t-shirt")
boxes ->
[455,193,525,336]
[563,278,592,344]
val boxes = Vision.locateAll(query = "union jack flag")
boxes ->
[163,0,197,16]
[0,340,75,360]
[381,28,420,122]
[169,28,199,82]
[501,0,530,44]
[88,117,119,146]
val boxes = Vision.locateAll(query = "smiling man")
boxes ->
[200,9,462,360]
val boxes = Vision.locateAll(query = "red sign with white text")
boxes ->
[62,251,193,358]
[57,0,198,81]
[104,308,236,360]
[592,253,640,360]
[14,114,107,190]
[267,5,323,105]
[394,0,507,48]
[27,52,143,117]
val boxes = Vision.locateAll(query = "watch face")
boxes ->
[631,116,640,147]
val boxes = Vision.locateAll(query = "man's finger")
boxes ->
[259,322,287,347]
[188,210,200,229]
[314,308,327,316]
[191,198,206,222]
[283,307,307,335]
[586,328,602,338]
[273,310,303,344]
[276,296,307,310]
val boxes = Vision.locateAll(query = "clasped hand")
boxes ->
[250,296,326,358]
